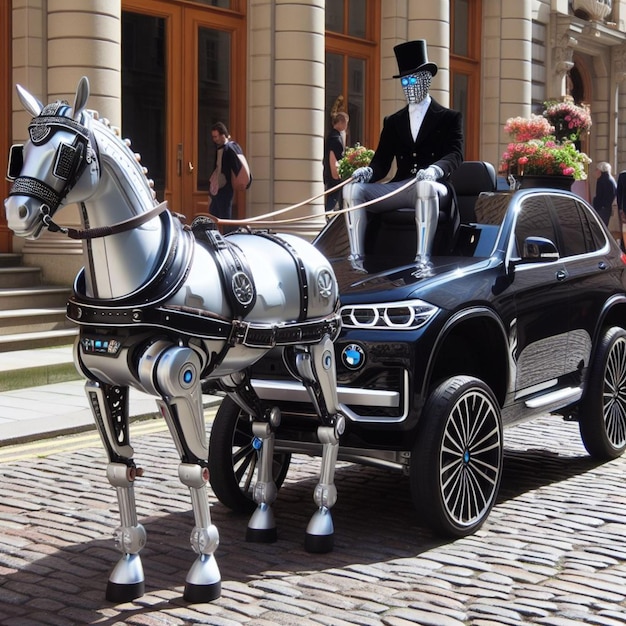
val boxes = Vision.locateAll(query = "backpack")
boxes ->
[230,142,252,191]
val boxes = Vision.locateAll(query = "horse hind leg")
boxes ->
[218,373,279,543]
[292,334,345,553]
[139,343,221,603]
[84,381,147,602]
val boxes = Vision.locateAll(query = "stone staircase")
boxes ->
[0,252,78,353]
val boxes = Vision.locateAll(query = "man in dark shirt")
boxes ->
[323,111,349,213]
[209,122,249,221]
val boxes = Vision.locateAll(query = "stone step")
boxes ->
[0,253,23,268]
[0,286,72,311]
[0,307,74,336]
[0,329,78,354]
[0,345,78,392]
[0,266,42,289]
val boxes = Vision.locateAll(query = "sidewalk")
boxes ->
[0,346,221,446]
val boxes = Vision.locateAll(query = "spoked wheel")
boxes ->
[208,396,291,513]
[410,375,503,537]
[579,327,626,460]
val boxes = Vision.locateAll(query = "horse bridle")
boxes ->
[7,104,166,240]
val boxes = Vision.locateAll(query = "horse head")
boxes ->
[4,76,100,239]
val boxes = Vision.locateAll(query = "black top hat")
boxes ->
[393,40,438,78]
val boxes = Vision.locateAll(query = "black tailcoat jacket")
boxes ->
[368,98,464,183]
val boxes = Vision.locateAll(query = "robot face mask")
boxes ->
[401,71,432,104]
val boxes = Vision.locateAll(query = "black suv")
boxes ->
[208,163,626,538]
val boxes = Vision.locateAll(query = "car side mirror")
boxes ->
[521,236,560,262]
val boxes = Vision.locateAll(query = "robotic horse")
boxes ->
[4,77,344,603]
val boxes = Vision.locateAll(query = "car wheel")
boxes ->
[410,375,503,537]
[208,395,292,513]
[579,326,626,460]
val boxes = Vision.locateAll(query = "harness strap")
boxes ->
[191,216,257,317]
[66,201,169,240]
[67,298,341,348]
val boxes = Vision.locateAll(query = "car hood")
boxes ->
[333,256,497,306]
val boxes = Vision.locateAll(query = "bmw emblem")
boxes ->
[341,343,365,370]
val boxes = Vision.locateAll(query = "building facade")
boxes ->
[3,0,626,283]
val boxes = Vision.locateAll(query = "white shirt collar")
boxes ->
[409,95,431,141]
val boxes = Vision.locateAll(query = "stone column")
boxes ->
[274,0,326,236]
[20,0,122,284]
[482,0,533,173]
[248,0,325,237]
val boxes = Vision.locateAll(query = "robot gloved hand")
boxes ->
[351,166,373,183]
[415,165,443,182]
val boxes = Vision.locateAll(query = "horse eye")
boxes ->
[53,142,78,180]
[7,144,23,181]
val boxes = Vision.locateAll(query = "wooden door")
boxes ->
[122,0,246,221]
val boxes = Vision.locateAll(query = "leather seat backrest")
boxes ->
[449,161,497,223]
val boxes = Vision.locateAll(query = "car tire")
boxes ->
[208,396,292,513]
[579,326,626,460]
[410,375,503,537]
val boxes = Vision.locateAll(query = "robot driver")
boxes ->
[345,40,464,267]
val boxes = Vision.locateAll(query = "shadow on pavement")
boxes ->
[0,429,608,623]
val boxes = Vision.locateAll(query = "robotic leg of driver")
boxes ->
[343,179,448,271]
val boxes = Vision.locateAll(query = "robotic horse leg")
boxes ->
[83,341,221,603]
[220,332,344,553]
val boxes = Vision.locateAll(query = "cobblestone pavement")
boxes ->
[1,413,626,625]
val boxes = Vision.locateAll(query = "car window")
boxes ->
[514,196,557,258]
[550,195,605,256]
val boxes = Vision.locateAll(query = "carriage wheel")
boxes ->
[579,327,626,460]
[208,395,291,513]
[410,375,503,537]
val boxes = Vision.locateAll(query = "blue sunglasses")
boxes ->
[401,76,418,87]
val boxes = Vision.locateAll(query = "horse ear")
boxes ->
[16,84,43,117]
[73,76,90,120]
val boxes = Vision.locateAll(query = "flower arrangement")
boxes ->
[501,137,591,180]
[504,114,554,142]
[337,143,375,179]
[543,96,592,141]
[501,99,592,181]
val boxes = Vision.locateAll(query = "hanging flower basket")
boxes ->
[500,100,592,182]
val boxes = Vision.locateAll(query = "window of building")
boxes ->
[451,0,482,160]
[325,0,380,150]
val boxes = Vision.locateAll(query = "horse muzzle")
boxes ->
[3,195,46,239]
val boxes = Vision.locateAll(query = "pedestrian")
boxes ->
[346,39,464,261]
[208,122,252,223]
[323,110,349,213]
[592,161,617,227]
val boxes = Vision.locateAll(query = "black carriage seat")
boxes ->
[448,161,497,223]
[363,186,458,263]
[363,161,497,262]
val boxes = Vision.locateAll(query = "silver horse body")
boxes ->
[4,77,344,604]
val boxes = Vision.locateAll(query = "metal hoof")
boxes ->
[106,553,145,602]
[106,580,145,603]
[246,526,278,543]
[305,507,334,553]
[246,503,277,543]
[184,554,221,603]
[305,532,334,553]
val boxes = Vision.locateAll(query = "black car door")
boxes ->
[549,195,619,376]
[507,194,570,396]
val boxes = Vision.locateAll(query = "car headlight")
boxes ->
[340,299,439,330]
